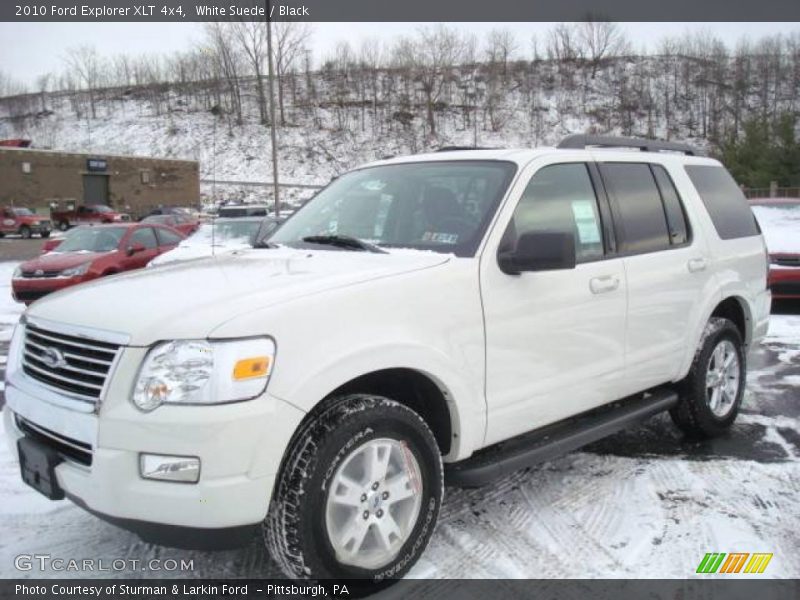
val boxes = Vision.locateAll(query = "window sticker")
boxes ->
[422,232,459,244]
[571,200,601,244]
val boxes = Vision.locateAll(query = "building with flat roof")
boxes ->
[0,147,200,218]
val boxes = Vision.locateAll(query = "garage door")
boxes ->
[83,175,109,205]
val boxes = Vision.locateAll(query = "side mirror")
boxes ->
[498,231,577,275]
[127,242,146,256]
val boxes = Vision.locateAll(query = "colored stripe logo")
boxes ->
[696,553,773,574]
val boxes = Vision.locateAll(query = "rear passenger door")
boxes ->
[597,161,714,393]
[481,160,628,445]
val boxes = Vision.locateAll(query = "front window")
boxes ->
[270,161,517,257]
[93,205,113,213]
[56,227,127,252]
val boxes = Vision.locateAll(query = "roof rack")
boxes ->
[557,134,699,156]
[435,146,497,152]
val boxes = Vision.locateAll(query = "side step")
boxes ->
[445,387,679,487]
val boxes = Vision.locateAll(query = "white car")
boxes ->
[4,135,770,582]
[148,216,281,267]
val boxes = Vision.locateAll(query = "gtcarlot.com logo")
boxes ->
[15,554,194,573]
[696,552,773,574]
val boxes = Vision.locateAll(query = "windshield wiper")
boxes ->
[301,235,386,253]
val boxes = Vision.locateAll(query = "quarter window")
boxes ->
[685,165,759,240]
[600,163,671,254]
[509,163,604,262]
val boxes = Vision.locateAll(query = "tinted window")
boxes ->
[685,165,759,240]
[510,163,604,262]
[652,165,689,246]
[600,163,670,254]
[156,227,183,246]
[129,227,158,249]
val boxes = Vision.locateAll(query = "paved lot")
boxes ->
[0,237,50,261]
[0,261,797,579]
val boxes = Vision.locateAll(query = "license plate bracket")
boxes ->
[18,436,65,500]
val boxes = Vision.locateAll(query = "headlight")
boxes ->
[132,337,275,412]
[61,262,91,277]
[12,266,22,279]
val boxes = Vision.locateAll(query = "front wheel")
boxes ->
[40,231,51,238]
[670,317,746,438]
[264,394,442,581]
[19,226,31,239]
[58,221,69,231]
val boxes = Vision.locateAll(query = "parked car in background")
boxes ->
[141,213,199,237]
[751,197,800,299]
[51,204,130,231]
[0,207,51,238]
[149,216,281,267]
[218,204,270,218]
[11,223,184,304]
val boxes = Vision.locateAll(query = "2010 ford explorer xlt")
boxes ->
[4,135,771,582]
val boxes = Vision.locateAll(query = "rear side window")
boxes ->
[652,165,689,246]
[685,165,759,240]
[156,227,182,246]
[599,163,670,254]
[129,227,158,249]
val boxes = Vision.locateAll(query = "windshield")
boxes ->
[143,215,172,225]
[188,220,263,246]
[11,208,33,216]
[270,161,517,256]
[56,227,127,252]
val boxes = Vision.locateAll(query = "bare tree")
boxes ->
[577,21,631,78]
[231,21,269,124]
[274,23,312,126]
[64,45,103,118]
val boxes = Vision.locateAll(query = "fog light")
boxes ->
[139,454,200,483]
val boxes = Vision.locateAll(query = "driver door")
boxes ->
[480,159,628,446]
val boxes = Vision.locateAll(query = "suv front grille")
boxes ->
[22,324,120,402]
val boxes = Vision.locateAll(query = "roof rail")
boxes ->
[557,134,699,156]
[434,146,497,152]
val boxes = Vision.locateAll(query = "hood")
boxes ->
[149,242,250,267]
[28,247,451,345]
[22,251,110,271]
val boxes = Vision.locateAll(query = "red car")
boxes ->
[12,223,185,304]
[51,204,130,231]
[141,213,199,236]
[750,198,800,300]
[0,206,52,238]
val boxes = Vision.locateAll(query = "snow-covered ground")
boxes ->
[0,261,797,579]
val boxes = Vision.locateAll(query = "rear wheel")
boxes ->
[264,394,442,581]
[58,221,69,231]
[670,317,746,438]
[40,231,51,238]
[19,226,31,239]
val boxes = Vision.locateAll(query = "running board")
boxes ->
[445,388,679,487]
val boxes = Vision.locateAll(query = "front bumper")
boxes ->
[4,377,304,549]
[11,276,80,304]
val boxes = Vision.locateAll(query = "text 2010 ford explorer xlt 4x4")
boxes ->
[4,135,770,581]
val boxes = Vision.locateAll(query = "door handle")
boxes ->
[589,276,620,294]
[687,257,708,273]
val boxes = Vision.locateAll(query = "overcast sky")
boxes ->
[1,22,799,87]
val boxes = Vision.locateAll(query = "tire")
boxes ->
[670,317,746,438]
[19,226,31,239]
[264,394,443,582]
[41,231,51,238]
[58,221,69,231]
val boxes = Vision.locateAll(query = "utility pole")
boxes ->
[265,2,280,217]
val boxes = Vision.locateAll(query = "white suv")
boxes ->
[4,135,771,581]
